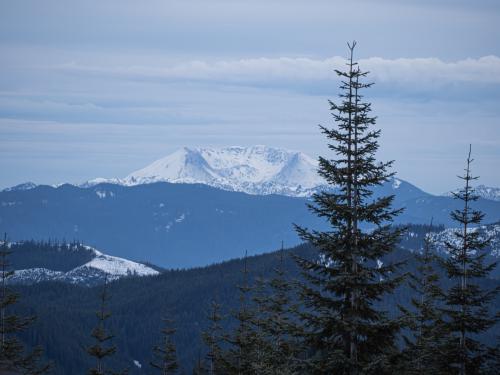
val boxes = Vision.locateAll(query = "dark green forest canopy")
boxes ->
[11,239,500,375]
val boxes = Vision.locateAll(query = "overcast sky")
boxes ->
[1,0,499,193]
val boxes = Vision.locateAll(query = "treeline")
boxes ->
[3,236,499,374]
[0,233,51,374]
[7,240,94,272]
[1,42,499,374]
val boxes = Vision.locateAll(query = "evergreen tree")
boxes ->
[219,254,259,374]
[294,41,404,375]
[251,243,300,374]
[439,146,499,375]
[247,273,274,374]
[0,233,50,375]
[150,317,179,375]
[87,278,125,375]
[399,221,447,374]
[192,351,208,375]
[202,300,224,375]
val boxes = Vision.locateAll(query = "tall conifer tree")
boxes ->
[202,299,224,375]
[399,222,447,374]
[192,350,208,375]
[0,233,50,375]
[439,146,499,375]
[87,278,125,375]
[150,317,179,375]
[251,243,300,374]
[294,42,404,375]
[219,254,259,374]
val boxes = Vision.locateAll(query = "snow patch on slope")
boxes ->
[2,182,37,192]
[11,268,64,283]
[422,224,500,258]
[10,245,159,286]
[80,248,159,278]
[443,185,500,202]
[95,190,115,199]
[392,178,402,189]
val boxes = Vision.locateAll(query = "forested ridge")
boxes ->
[5,239,498,374]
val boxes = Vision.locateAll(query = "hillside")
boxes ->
[2,182,500,268]
[6,240,159,286]
[13,240,500,375]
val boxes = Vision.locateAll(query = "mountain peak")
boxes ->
[74,145,443,199]
[123,145,325,196]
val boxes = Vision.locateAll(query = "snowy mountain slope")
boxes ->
[5,146,500,201]
[8,243,160,286]
[72,248,159,277]
[428,224,500,258]
[91,145,326,197]
[399,223,500,278]
[11,268,65,283]
[475,185,500,202]
[82,145,439,198]
[2,182,38,192]
[443,185,500,202]
[401,223,500,256]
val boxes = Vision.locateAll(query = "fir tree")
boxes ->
[439,146,499,375]
[0,233,50,375]
[247,273,274,374]
[219,254,259,374]
[150,317,179,375]
[87,277,125,375]
[294,41,404,375]
[202,299,224,375]
[251,243,300,374]
[399,221,447,374]
[192,351,208,375]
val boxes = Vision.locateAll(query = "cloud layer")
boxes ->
[1,0,499,193]
[57,55,500,87]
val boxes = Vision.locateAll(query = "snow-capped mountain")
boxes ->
[81,145,446,199]
[473,185,500,202]
[443,185,500,202]
[8,243,160,286]
[399,223,500,278]
[6,146,500,201]
[428,223,500,258]
[88,145,326,197]
[2,182,38,192]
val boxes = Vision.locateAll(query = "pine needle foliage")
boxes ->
[251,244,300,374]
[192,350,208,375]
[87,278,125,375]
[150,317,179,375]
[0,233,50,375]
[293,42,405,375]
[439,146,499,375]
[202,299,224,375]
[399,221,447,374]
[219,254,261,375]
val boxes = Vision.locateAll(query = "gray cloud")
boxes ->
[54,55,500,87]
[1,0,499,58]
